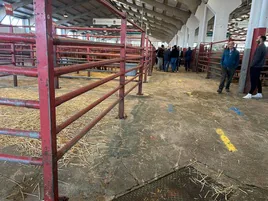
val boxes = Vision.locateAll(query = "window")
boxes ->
[1,16,11,25]
[1,16,23,26]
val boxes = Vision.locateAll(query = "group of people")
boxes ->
[155,35,267,99]
[156,45,193,73]
[217,35,267,99]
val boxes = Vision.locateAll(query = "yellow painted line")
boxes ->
[216,129,237,152]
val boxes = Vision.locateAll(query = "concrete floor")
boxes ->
[1,70,268,200]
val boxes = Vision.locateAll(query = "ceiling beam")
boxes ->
[52,0,90,13]
[13,0,32,10]
[141,0,190,23]
[178,0,201,13]
[56,6,104,25]
[119,5,177,35]
[122,10,176,36]
[114,0,183,29]
[149,27,172,39]
[148,25,173,37]
[150,30,170,41]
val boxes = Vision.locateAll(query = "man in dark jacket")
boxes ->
[164,47,171,72]
[243,36,267,99]
[170,45,179,72]
[217,41,240,93]
[177,47,183,71]
[185,47,192,71]
[157,45,164,71]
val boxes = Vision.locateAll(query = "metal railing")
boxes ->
[0,0,155,200]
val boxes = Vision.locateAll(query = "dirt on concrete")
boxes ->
[1,70,268,201]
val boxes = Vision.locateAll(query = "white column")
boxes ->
[184,27,188,47]
[238,0,264,92]
[207,0,242,42]
[195,3,208,44]
[186,14,199,47]
[175,34,178,45]
[259,0,268,27]
[179,25,186,48]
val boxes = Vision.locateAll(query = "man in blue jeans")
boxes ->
[170,45,179,72]
[217,41,240,93]
[163,47,171,72]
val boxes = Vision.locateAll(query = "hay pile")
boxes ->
[0,75,121,167]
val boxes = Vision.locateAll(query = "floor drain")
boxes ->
[113,166,233,201]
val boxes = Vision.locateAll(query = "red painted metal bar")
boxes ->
[119,17,127,119]
[57,98,121,160]
[0,24,35,28]
[0,33,35,43]
[54,58,122,76]
[97,0,126,18]
[56,51,140,57]
[0,98,39,109]
[125,82,140,96]
[0,128,40,139]
[0,154,42,165]
[126,45,143,50]
[144,36,149,83]
[0,66,37,76]
[138,32,145,95]
[53,38,123,48]
[55,72,122,106]
[56,86,121,134]
[35,0,59,200]
[125,65,142,74]
[126,56,143,61]
[10,44,18,87]
[125,73,139,85]
[127,20,144,32]
[30,44,35,66]
[206,43,213,79]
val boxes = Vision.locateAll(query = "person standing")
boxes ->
[185,47,192,72]
[170,46,179,72]
[177,47,183,70]
[164,47,171,72]
[217,41,240,93]
[243,36,267,99]
[157,45,164,71]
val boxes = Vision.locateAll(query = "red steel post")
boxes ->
[11,44,18,87]
[206,42,213,79]
[52,23,59,89]
[144,36,149,83]
[119,15,127,119]
[138,32,145,95]
[30,44,35,66]
[149,45,153,76]
[34,0,59,200]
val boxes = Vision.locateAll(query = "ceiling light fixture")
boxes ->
[63,13,68,18]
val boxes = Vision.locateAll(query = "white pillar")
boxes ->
[238,0,264,92]
[195,3,208,44]
[207,0,242,42]
[184,27,189,47]
[179,25,186,48]
[259,0,268,27]
[186,14,199,47]
[175,34,178,45]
